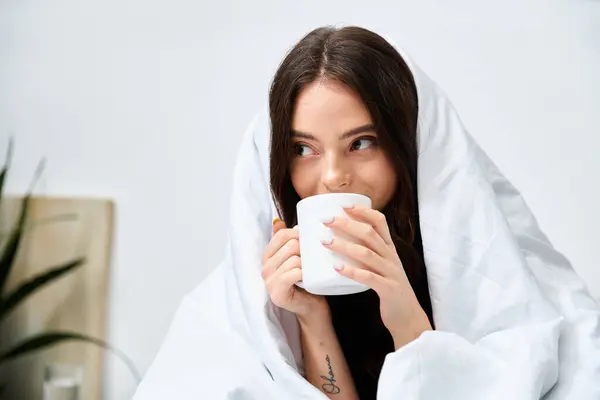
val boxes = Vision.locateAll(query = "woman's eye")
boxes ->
[350,138,376,151]
[294,144,315,156]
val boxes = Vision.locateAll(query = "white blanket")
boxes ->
[133,42,600,399]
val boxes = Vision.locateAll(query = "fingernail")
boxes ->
[343,204,355,210]
[321,216,334,224]
[273,217,281,225]
[293,225,299,231]
[333,264,344,271]
[320,238,333,246]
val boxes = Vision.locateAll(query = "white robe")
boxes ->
[132,40,600,399]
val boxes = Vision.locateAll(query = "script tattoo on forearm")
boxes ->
[320,355,341,394]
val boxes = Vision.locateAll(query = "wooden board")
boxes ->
[0,196,114,400]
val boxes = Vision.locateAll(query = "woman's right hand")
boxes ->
[261,218,329,319]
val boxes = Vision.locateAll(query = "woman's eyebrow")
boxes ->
[291,124,376,141]
[291,131,317,141]
[338,124,376,140]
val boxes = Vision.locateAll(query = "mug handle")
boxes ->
[295,281,305,289]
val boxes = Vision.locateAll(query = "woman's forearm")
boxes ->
[298,310,359,400]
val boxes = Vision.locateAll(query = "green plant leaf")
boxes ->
[0,195,30,296]
[0,158,44,296]
[0,167,6,209]
[0,257,85,320]
[0,331,141,383]
[0,137,14,210]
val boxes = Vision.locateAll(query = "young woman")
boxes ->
[134,26,600,400]
[262,26,434,399]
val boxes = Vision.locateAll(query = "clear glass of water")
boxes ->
[43,363,83,400]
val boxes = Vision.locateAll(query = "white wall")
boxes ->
[1,0,598,398]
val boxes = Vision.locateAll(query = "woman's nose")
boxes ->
[322,155,351,192]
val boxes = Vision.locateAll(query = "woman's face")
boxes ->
[290,80,397,211]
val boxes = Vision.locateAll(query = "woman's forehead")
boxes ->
[291,81,372,140]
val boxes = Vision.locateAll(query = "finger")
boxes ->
[272,217,287,236]
[262,226,299,264]
[324,217,389,257]
[268,255,301,283]
[262,238,300,279]
[335,264,387,294]
[343,206,393,246]
[322,238,386,276]
[266,256,302,290]
[278,267,303,288]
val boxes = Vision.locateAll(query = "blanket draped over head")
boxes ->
[133,38,600,400]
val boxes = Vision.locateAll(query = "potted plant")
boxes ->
[0,139,139,395]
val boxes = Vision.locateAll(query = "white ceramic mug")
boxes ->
[295,193,372,295]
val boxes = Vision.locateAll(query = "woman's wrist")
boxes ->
[296,296,331,329]
[390,306,432,350]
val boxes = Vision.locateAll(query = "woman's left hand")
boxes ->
[322,205,432,349]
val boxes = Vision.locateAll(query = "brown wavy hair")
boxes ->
[268,26,434,400]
